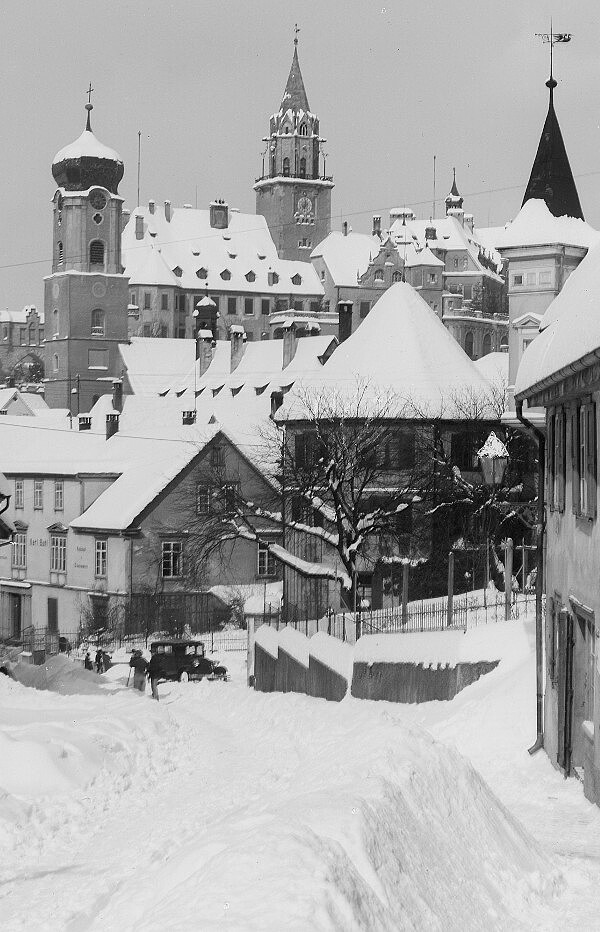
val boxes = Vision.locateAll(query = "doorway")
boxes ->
[9,593,22,639]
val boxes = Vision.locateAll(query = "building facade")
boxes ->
[0,307,45,382]
[254,38,333,262]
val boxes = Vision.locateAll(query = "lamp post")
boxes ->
[477,431,510,597]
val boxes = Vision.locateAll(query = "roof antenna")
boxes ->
[137,131,141,208]
[432,154,436,222]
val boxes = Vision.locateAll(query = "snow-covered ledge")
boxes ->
[582,720,595,743]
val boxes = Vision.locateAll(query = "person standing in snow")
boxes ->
[147,652,162,701]
[95,648,104,674]
[129,650,147,692]
[84,652,93,671]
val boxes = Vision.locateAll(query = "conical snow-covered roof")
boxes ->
[277,282,496,420]
[52,106,124,194]
[279,45,310,114]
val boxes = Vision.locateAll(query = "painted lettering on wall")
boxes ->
[28,538,48,547]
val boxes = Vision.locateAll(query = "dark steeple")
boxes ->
[280,32,310,113]
[522,74,583,219]
[445,168,464,213]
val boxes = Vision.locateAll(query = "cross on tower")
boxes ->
[86,82,94,106]
[294,23,300,46]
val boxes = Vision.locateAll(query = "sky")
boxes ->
[1,0,600,312]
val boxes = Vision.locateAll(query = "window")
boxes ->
[89,240,105,266]
[223,482,239,512]
[283,157,290,176]
[14,479,24,509]
[130,292,136,305]
[53,308,59,336]
[95,538,107,577]
[245,271,256,282]
[428,272,438,284]
[393,271,403,283]
[360,301,370,319]
[464,331,474,359]
[244,298,254,316]
[91,308,105,336]
[462,257,468,270]
[374,269,385,282]
[196,484,211,515]
[54,480,64,511]
[513,273,523,286]
[50,534,67,573]
[299,157,306,178]
[211,445,224,468]
[57,241,64,265]
[144,292,151,310]
[227,297,237,315]
[299,123,308,136]
[453,258,459,269]
[298,239,312,249]
[261,299,270,316]
[291,273,302,286]
[53,353,59,372]
[196,268,208,279]
[20,327,26,345]
[268,271,280,285]
[525,272,536,286]
[571,402,597,519]
[161,293,169,311]
[548,408,566,512]
[482,333,492,356]
[162,541,183,578]
[12,532,26,569]
[257,541,277,577]
[221,269,231,281]
[172,266,182,278]
[34,479,43,510]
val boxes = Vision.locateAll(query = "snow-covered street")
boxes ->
[2,623,600,931]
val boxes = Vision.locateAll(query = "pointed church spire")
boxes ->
[522,68,583,219]
[280,27,310,113]
[445,168,464,213]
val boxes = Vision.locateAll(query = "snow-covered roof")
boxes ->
[488,199,599,251]
[53,127,122,167]
[474,352,509,388]
[389,214,503,282]
[277,282,498,420]
[120,337,196,395]
[515,240,600,397]
[405,246,445,268]
[311,231,381,286]
[123,205,323,297]
[0,306,42,324]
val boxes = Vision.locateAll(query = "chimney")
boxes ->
[210,199,229,230]
[106,412,119,440]
[112,378,123,413]
[196,329,214,375]
[425,223,437,241]
[78,415,92,431]
[148,199,155,215]
[337,300,353,342]
[135,215,144,240]
[230,325,246,371]
[282,323,299,368]
[182,410,196,425]
[372,215,382,238]
[342,221,348,237]
[164,200,172,222]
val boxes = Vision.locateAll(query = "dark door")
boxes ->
[9,594,22,638]
[48,597,58,633]
[558,611,575,774]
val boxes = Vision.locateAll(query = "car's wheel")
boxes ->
[179,671,189,683]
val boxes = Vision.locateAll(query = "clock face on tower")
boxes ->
[89,190,107,211]
[297,195,313,214]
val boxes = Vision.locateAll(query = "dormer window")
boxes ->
[268,271,279,286]
[291,273,302,286]
[245,271,256,282]
[196,267,208,279]
[299,123,308,136]
[172,266,183,278]
[89,240,105,267]
[221,269,231,281]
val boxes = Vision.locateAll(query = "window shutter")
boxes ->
[557,409,565,512]
[547,410,555,510]
[571,408,580,515]
[586,402,597,519]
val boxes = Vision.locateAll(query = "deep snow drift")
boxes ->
[1,626,599,930]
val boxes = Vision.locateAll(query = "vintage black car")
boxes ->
[148,640,228,683]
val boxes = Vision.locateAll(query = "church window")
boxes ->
[392,271,402,283]
[245,271,256,282]
[464,331,474,359]
[283,157,290,177]
[57,241,64,265]
[228,297,237,315]
[291,273,302,286]
[196,268,208,279]
[89,240,105,267]
[91,309,105,336]
[144,292,151,310]
[53,309,59,336]
[221,269,231,281]
[299,157,306,178]
[299,123,308,136]
[92,213,103,225]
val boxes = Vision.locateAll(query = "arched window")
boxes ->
[91,308,105,336]
[53,353,59,372]
[482,332,492,356]
[464,331,474,359]
[57,241,64,265]
[53,308,59,336]
[299,123,308,136]
[283,157,290,177]
[392,271,402,283]
[374,269,385,283]
[299,157,306,178]
[89,240,105,267]
[500,335,508,350]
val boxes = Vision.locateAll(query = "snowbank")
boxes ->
[10,654,114,695]
[255,623,280,657]
[354,618,533,668]
[309,630,354,679]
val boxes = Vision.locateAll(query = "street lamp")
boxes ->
[477,431,509,488]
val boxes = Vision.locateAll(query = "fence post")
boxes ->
[504,538,513,621]
[447,551,454,627]
[246,616,255,687]
[402,562,409,627]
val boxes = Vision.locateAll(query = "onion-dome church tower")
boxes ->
[44,95,129,413]
[522,68,583,219]
[254,32,333,262]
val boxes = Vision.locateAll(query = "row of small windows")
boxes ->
[512,270,552,288]
[131,292,318,321]
[463,331,506,359]
[14,478,63,511]
[5,325,45,345]
[12,531,107,576]
[160,537,275,579]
